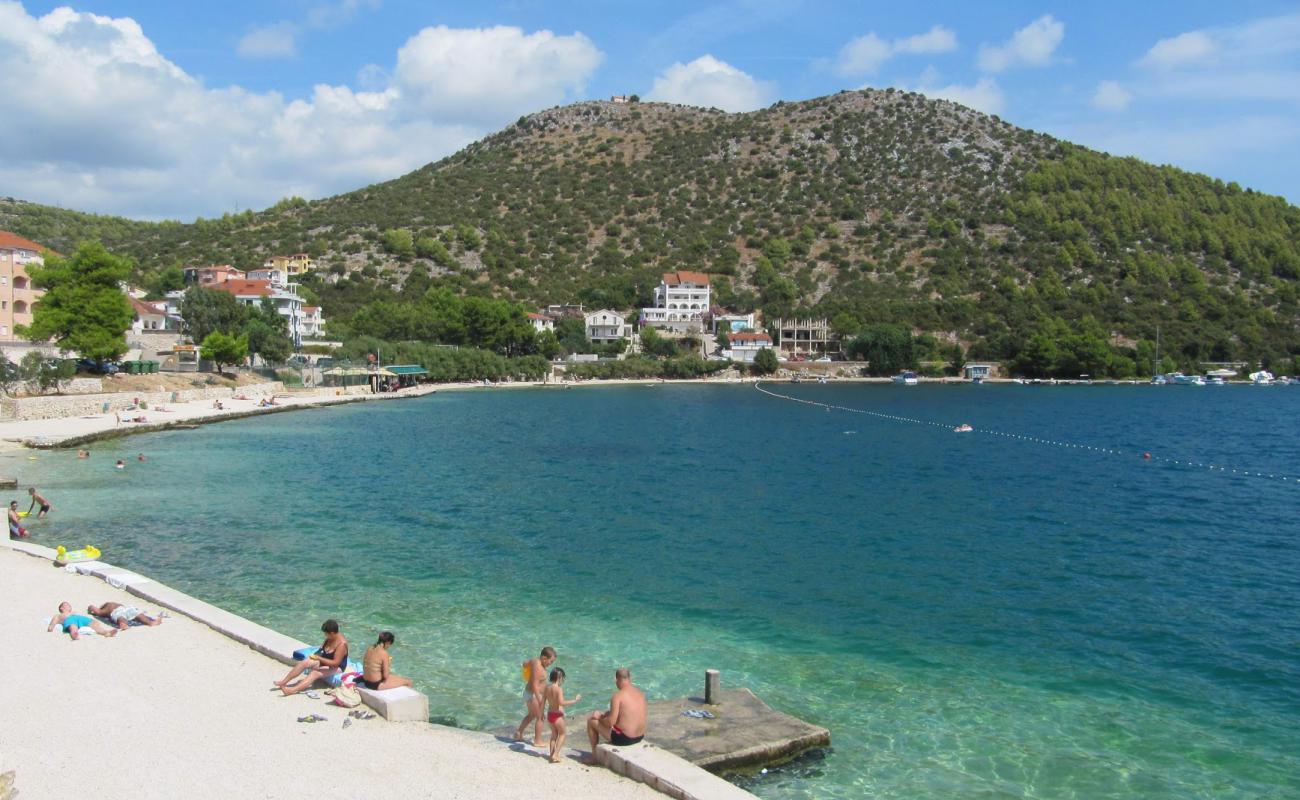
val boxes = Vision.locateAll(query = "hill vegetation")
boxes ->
[3,89,1298,376]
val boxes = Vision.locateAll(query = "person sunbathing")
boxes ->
[274,619,348,695]
[87,601,162,630]
[48,601,117,639]
[361,631,413,690]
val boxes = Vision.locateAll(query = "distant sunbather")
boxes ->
[87,601,162,630]
[48,602,117,639]
[275,619,348,696]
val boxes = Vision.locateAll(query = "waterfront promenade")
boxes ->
[0,543,663,799]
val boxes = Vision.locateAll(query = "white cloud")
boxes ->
[1091,80,1131,112]
[895,26,958,56]
[1140,31,1217,69]
[834,25,957,76]
[0,4,604,219]
[236,23,298,59]
[978,15,1064,73]
[395,26,602,126]
[647,55,775,112]
[915,78,1005,115]
[1138,13,1300,73]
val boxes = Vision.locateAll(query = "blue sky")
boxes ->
[2,0,1298,219]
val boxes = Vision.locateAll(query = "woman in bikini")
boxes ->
[275,619,348,696]
[542,668,582,764]
[361,631,413,690]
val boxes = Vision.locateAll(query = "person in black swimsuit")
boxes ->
[274,619,348,696]
[360,631,412,691]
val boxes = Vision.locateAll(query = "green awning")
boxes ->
[385,364,428,375]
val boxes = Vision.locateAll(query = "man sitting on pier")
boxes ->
[585,667,647,763]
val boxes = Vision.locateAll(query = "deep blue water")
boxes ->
[14,383,1300,799]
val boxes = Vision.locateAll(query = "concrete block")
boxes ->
[357,686,429,722]
[596,742,757,800]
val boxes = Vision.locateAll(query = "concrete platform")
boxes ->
[645,688,830,773]
[596,742,757,800]
[357,685,429,723]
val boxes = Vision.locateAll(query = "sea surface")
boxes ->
[14,383,1300,799]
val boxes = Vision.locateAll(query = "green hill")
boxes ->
[3,89,1298,375]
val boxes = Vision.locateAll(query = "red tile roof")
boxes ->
[0,231,55,255]
[662,270,710,286]
[304,306,320,313]
[729,332,772,344]
[208,279,273,297]
[127,296,167,317]
[526,312,553,321]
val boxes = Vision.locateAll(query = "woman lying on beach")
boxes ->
[275,619,348,696]
[361,631,413,690]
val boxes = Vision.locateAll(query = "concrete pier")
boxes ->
[644,687,830,773]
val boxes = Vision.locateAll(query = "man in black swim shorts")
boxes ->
[585,667,647,763]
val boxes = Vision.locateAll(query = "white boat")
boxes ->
[1169,373,1205,386]
[1151,374,1168,385]
[1250,370,1275,385]
[892,371,918,386]
[1206,375,1225,386]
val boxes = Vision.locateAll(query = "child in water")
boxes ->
[543,667,581,764]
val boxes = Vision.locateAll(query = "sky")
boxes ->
[2,0,1299,220]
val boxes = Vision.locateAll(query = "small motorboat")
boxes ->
[953,423,973,433]
[1250,370,1275,385]
[892,371,918,386]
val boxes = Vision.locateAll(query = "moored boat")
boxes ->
[892,371,918,386]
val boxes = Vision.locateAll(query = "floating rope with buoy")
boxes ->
[753,381,1299,485]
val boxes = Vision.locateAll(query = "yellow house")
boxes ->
[263,253,314,275]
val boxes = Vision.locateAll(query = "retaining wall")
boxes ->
[0,381,285,421]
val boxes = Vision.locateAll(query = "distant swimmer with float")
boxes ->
[515,646,557,746]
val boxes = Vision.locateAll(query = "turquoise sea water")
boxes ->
[12,384,1300,799]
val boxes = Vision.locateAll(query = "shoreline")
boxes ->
[0,539,693,799]
[0,372,1227,454]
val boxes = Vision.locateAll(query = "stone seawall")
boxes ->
[0,381,285,421]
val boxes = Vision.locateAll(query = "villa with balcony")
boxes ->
[640,271,711,335]
[585,309,631,342]
[0,231,50,341]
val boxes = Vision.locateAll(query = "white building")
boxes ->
[209,279,307,347]
[301,306,325,338]
[128,296,181,333]
[248,266,290,285]
[641,271,710,334]
[585,309,631,342]
[526,312,555,333]
[725,331,774,363]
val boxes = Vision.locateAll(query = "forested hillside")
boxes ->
[3,88,1298,375]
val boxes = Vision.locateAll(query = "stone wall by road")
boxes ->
[0,381,285,421]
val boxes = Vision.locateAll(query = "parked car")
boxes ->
[814,355,833,363]
[76,359,119,374]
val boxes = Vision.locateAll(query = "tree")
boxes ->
[181,286,246,344]
[848,324,916,375]
[381,228,415,257]
[242,297,292,364]
[19,352,75,394]
[200,331,248,376]
[752,347,779,375]
[18,242,133,365]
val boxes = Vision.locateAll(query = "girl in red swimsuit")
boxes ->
[543,668,583,764]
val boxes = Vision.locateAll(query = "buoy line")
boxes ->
[753,381,1299,486]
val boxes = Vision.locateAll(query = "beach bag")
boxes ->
[329,685,362,708]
